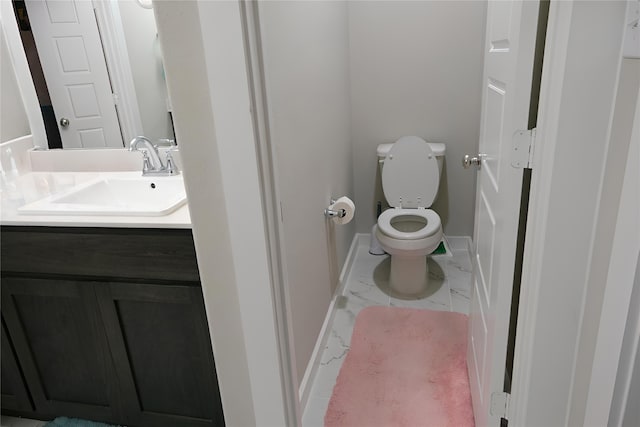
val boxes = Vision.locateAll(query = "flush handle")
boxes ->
[463,154,481,169]
[59,117,70,128]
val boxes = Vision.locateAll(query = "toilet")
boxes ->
[375,136,445,296]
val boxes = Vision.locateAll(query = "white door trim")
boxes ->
[239,0,302,422]
[153,1,292,425]
[0,0,46,148]
[510,1,630,424]
[588,73,640,427]
[92,0,143,144]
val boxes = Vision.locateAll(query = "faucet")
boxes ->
[129,136,179,176]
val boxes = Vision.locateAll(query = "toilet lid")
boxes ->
[382,136,439,208]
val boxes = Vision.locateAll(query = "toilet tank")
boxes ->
[377,141,446,176]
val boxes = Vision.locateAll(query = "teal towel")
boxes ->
[44,417,120,427]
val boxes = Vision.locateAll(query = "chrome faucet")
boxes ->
[129,136,179,176]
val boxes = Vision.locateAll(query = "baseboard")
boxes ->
[444,235,473,254]
[339,234,368,285]
[298,233,364,411]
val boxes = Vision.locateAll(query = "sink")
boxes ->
[18,175,187,216]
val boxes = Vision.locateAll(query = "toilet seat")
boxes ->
[377,208,441,240]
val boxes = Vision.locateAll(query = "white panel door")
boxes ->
[25,0,123,148]
[467,1,539,425]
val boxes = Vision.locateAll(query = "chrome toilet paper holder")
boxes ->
[324,199,347,218]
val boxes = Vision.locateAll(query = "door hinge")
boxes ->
[112,92,119,106]
[511,128,536,169]
[490,391,511,419]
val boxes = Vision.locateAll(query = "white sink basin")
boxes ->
[18,175,187,216]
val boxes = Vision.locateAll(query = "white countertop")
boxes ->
[1,171,191,228]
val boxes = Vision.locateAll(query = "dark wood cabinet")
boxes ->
[1,278,119,423]
[1,316,33,412]
[1,227,224,427]
[96,282,223,427]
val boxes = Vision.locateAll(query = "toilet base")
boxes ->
[389,255,429,296]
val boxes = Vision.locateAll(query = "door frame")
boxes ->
[594,76,640,427]
[1,0,144,149]
[152,0,634,426]
[153,1,295,425]
[239,0,302,421]
[510,0,633,425]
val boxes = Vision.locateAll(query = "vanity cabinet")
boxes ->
[0,227,224,427]
[2,277,119,421]
[95,282,222,427]
[1,316,33,412]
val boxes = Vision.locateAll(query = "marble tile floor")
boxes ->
[0,416,46,427]
[301,237,473,427]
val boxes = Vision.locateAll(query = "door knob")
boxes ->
[59,118,70,128]
[462,154,481,169]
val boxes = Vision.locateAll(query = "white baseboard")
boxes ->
[298,233,364,411]
[445,235,473,253]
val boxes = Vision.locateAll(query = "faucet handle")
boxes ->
[164,150,180,175]
[141,150,153,174]
[156,138,176,147]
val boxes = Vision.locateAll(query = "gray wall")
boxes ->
[348,1,486,236]
[258,1,354,384]
[1,30,30,143]
[119,0,174,142]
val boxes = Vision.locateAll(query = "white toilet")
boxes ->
[375,136,446,296]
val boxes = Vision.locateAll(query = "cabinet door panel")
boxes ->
[1,317,33,412]
[1,278,120,422]
[96,283,224,427]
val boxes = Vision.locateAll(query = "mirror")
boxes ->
[11,0,174,149]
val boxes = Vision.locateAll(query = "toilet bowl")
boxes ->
[375,136,445,296]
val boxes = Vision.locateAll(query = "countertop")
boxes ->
[1,171,191,228]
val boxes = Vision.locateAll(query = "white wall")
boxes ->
[572,57,640,426]
[257,1,355,385]
[348,1,486,236]
[1,29,30,143]
[154,1,289,424]
[118,0,173,143]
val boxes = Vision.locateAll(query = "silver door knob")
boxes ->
[462,154,481,169]
[59,118,70,128]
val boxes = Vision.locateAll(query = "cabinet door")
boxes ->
[1,277,121,423]
[95,282,224,427]
[1,316,33,412]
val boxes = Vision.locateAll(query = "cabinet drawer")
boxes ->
[1,227,200,282]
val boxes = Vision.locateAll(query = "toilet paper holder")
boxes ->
[324,199,347,218]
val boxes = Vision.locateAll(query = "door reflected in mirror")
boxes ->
[13,0,175,150]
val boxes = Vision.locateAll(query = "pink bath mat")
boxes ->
[325,306,474,427]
